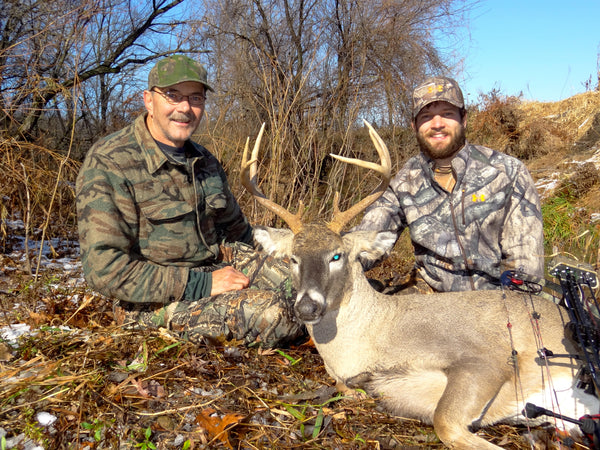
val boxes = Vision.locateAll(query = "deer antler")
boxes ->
[327,120,392,233]
[241,123,305,234]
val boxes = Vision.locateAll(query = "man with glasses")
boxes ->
[76,55,305,347]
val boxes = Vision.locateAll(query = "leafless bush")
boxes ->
[467,90,522,153]
[0,139,79,253]
[467,90,570,160]
[555,162,600,200]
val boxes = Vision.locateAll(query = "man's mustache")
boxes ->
[168,113,192,122]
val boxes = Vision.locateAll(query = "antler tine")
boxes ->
[240,123,304,234]
[327,120,392,233]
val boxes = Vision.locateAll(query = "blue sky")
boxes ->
[454,0,599,104]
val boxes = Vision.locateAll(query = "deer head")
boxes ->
[241,121,393,323]
[240,124,600,450]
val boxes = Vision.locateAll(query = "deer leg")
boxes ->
[433,361,510,450]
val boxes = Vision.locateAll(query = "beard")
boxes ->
[416,125,466,161]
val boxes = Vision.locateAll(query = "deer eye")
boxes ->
[290,256,299,266]
[331,253,342,262]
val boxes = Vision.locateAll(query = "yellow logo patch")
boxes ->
[472,194,485,202]
[427,84,445,94]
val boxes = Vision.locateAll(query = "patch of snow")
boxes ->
[534,147,600,199]
[535,174,561,199]
[172,435,186,446]
[1,324,77,348]
[1,323,32,347]
[36,411,57,426]
[193,387,225,397]
[4,219,25,230]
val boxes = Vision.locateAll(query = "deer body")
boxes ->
[241,122,599,449]
[254,224,599,449]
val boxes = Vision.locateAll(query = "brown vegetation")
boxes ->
[1,1,600,448]
[0,273,563,449]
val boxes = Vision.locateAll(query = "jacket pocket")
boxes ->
[139,197,201,263]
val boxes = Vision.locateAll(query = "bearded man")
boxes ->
[354,76,544,292]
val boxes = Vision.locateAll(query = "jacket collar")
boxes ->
[133,113,206,174]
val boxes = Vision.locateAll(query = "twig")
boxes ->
[35,64,81,279]
[132,385,246,417]
[20,163,32,277]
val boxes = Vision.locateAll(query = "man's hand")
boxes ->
[210,266,250,295]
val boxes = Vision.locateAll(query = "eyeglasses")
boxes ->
[151,89,206,106]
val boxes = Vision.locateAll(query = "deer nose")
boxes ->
[294,292,323,323]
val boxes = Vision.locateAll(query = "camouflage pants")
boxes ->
[113,242,306,348]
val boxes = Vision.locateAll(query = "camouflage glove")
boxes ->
[225,288,305,347]
[169,287,305,348]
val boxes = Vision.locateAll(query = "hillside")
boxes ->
[524,93,600,210]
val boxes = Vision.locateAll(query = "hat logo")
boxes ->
[428,84,445,94]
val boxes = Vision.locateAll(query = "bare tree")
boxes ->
[0,0,209,247]
[194,0,472,222]
[0,0,474,236]
[0,0,203,147]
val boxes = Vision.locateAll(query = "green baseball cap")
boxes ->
[148,55,214,92]
[412,76,464,119]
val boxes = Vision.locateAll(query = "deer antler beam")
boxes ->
[327,120,392,233]
[241,123,305,234]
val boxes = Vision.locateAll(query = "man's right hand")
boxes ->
[210,266,250,296]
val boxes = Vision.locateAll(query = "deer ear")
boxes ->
[253,226,295,257]
[344,230,396,270]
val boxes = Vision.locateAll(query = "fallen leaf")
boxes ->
[28,310,51,325]
[0,342,13,361]
[195,407,245,449]
[145,379,166,398]
[257,348,277,356]
[156,415,176,431]
[130,378,149,397]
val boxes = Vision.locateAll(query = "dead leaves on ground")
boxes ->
[0,275,565,449]
[0,324,441,449]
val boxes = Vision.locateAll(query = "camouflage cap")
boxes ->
[148,55,214,92]
[412,76,464,119]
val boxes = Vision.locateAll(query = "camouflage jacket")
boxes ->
[355,142,544,291]
[76,114,253,304]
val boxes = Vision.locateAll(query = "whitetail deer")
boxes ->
[241,122,600,449]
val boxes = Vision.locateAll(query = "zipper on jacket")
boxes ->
[449,195,476,290]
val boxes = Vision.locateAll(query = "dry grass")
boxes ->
[519,91,600,145]
[0,269,570,449]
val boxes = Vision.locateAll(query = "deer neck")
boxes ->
[308,265,387,343]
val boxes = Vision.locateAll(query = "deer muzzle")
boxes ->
[294,291,325,324]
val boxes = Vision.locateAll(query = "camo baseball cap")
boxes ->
[148,55,214,92]
[412,76,464,119]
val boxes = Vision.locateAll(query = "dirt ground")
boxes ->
[0,243,591,450]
